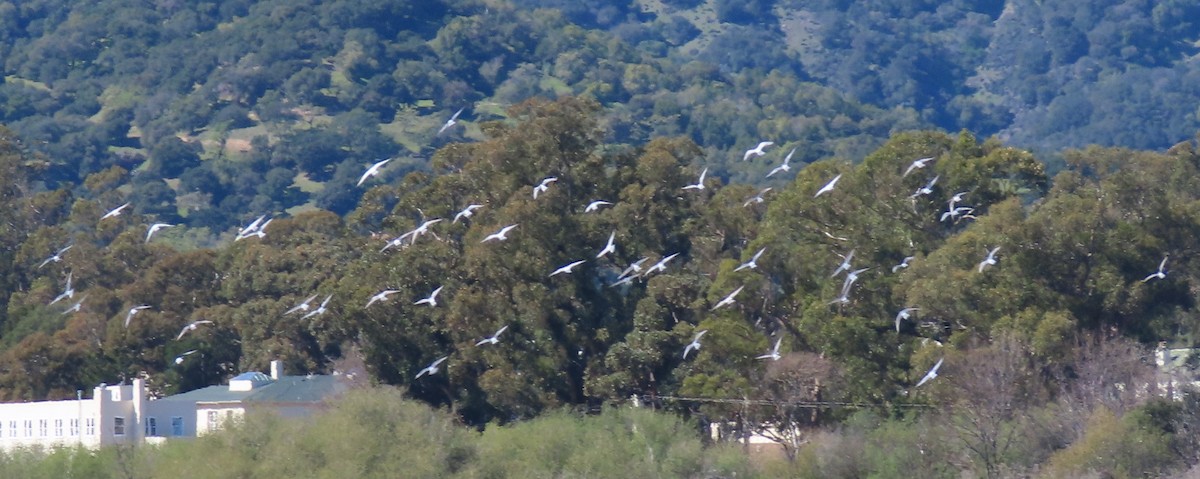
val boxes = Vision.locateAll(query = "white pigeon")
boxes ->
[174,349,198,365]
[743,187,772,207]
[357,158,392,187]
[475,325,510,346]
[175,320,214,340]
[903,157,935,177]
[915,358,944,388]
[682,168,708,191]
[1142,256,1169,283]
[414,286,443,307]
[453,204,483,223]
[895,307,919,333]
[125,305,152,328]
[236,216,273,241]
[585,200,613,213]
[549,260,587,277]
[710,285,744,311]
[415,356,449,379]
[596,231,616,259]
[766,148,794,178]
[380,234,411,253]
[978,246,1001,273]
[39,245,73,269]
[301,295,333,320]
[610,275,638,287]
[949,191,968,210]
[618,257,650,279]
[682,330,708,359]
[892,256,915,273]
[940,206,976,223]
[145,223,175,243]
[756,338,783,361]
[481,224,518,243]
[644,253,680,276]
[734,247,766,272]
[742,141,774,161]
[365,289,400,309]
[814,174,842,198]
[437,107,465,135]
[404,218,443,244]
[533,177,558,199]
[830,249,856,278]
[285,294,320,315]
[100,202,131,220]
[840,267,869,296]
[49,272,74,306]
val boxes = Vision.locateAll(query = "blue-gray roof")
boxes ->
[156,375,347,404]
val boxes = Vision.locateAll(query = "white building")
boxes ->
[0,380,145,451]
[0,360,346,450]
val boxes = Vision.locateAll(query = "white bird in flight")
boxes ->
[910,175,939,199]
[682,330,708,359]
[146,223,174,243]
[895,307,919,333]
[532,177,558,199]
[1142,256,1169,283]
[174,349,198,365]
[903,157,935,177]
[437,107,465,135]
[830,249,855,278]
[49,272,74,306]
[742,141,774,161]
[978,246,1001,273]
[285,294,319,315]
[766,148,794,178]
[734,248,766,272]
[915,358,944,388]
[596,231,616,259]
[743,187,772,207]
[237,215,266,238]
[710,285,744,311]
[644,253,680,276]
[814,173,842,198]
[415,356,449,379]
[125,305,152,328]
[892,256,915,273]
[365,289,400,309]
[618,257,650,280]
[682,167,707,191]
[301,295,333,320]
[236,217,272,241]
[550,260,587,277]
[756,338,783,361]
[481,224,518,243]
[175,320,214,340]
[62,294,86,315]
[453,204,483,223]
[475,325,509,346]
[414,286,444,307]
[949,191,968,210]
[100,202,131,220]
[585,200,613,213]
[39,245,73,269]
[357,158,392,187]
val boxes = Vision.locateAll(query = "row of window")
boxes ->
[0,418,94,439]
[0,416,185,439]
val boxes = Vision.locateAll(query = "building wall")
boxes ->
[195,404,245,436]
[0,380,145,451]
[143,399,199,438]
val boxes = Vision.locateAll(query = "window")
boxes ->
[24,420,32,437]
[206,410,219,431]
[171,417,184,436]
[9,420,16,437]
[113,417,125,436]
[0,420,4,438]
[69,419,79,436]
[54,419,62,437]
[85,418,95,436]
[38,419,47,437]
[145,417,157,437]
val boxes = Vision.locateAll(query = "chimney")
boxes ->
[270,360,283,380]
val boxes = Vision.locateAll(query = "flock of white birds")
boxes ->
[32,109,1175,393]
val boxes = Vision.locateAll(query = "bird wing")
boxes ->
[916,358,944,387]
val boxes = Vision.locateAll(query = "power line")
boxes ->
[644,395,937,409]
